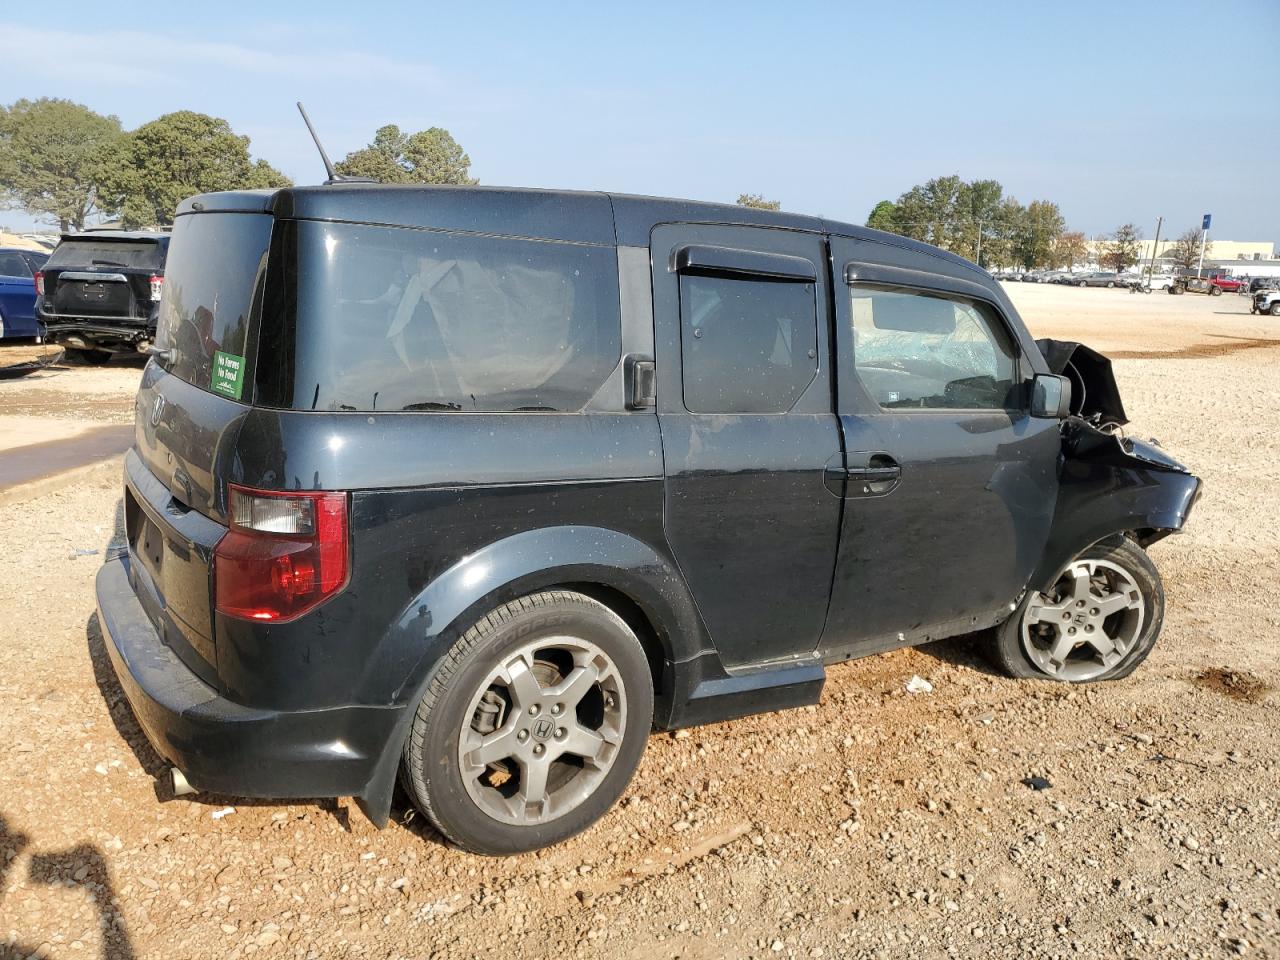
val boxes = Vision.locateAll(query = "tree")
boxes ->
[1051,231,1089,270]
[0,98,124,231]
[335,124,476,185]
[1012,200,1066,270]
[1100,223,1143,273]
[1166,226,1211,270]
[736,193,780,211]
[865,200,897,232]
[100,111,290,228]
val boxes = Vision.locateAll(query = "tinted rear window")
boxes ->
[47,239,165,271]
[156,213,273,401]
[257,221,621,412]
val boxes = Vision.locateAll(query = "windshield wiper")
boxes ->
[402,401,463,411]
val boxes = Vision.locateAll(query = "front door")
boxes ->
[820,236,1060,657]
[651,224,842,668]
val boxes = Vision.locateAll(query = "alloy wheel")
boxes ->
[1020,559,1146,681]
[457,637,626,825]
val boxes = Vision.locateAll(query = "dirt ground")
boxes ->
[1,283,1277,960]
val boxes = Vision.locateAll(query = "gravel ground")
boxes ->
[1,284,1277,960]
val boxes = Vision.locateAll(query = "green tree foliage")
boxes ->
[736,193,781,211]
[1101,223,1143,273]
[101,111,291,228]
[0,98,123,231]
[865,200,897,232]
[864,176,1070,271]
[335,124,476,185]
[1166,226,1211,269]
[1014,200,1066,270]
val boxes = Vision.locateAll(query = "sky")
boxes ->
[2,0,1278,241]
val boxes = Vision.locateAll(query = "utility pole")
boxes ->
[1147,216,1163,286]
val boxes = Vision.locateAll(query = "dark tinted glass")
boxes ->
[263,221,620,412]
[850,287,1018,410]
[678,273,817,413]
[0,252,31,277]
[156,213,273,401]
[46,239,164,270]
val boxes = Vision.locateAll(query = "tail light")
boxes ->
[214,485,349,623]
[149,274,164,302]
[34,271,44,297]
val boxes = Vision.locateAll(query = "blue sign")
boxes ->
[1202,214,1212,231]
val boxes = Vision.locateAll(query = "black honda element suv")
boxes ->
[96,184,1201,854]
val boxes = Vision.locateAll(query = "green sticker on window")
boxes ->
[212,350,246,400]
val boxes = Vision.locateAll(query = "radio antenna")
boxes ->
[296,102,374,185]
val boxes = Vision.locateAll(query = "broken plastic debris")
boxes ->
[905,675,933,694]
[70,548,100,558]
[211,806,236,819]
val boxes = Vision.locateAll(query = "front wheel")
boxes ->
[1077,281,1087,288]
[1270,302,1280,317]
[400,590,653,855]
[989,538,1164,683]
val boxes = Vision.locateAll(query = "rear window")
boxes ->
[156,213,273,401]
[46,238,165,271]
[256,221,621,412]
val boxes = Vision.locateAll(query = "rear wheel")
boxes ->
[1270,302,1280,317]
[1209,285,1223,297]
[1107,281,1115,288]
[1077,281,1087,288]
[401,590,653,855]
[989,538,1164,683]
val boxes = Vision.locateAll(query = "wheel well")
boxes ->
[558,581,669,699]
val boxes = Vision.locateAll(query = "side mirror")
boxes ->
[1031,373,1072,419]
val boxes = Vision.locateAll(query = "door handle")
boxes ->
[845,465,901,481]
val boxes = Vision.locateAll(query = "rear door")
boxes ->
[819,237,1060,657]
[127,211,275,685]
[651,224,842,668]
[42,238,161,321]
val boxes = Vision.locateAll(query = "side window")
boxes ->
[850,286,1018,410]
[679,273,817,413]
[0,252,32,278]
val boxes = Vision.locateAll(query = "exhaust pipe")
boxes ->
[169,767,198,798]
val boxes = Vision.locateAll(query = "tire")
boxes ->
[400,590,654,855]
[1077,281,1087,288]
[1170,285,1184,295]
[1107,281,1115,288]
[988,538,1164,683]
[1209,285,1222,297]
[1270,302,1280,317]
[63,347,111,365]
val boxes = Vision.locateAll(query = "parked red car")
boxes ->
[1209,275,1245,293]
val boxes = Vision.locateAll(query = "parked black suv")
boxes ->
[36,230,170,362]
[96,185,1201,855]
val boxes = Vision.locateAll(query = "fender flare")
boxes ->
[354,525,709,826]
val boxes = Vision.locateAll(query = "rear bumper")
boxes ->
[96,553,400,800]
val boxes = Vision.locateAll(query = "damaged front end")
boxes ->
[1030,339,1203,589]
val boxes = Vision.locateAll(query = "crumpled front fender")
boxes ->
[1029,419,1203,591]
